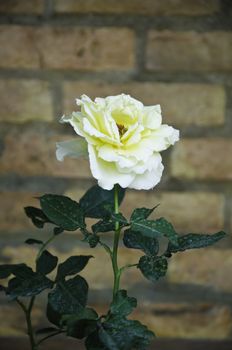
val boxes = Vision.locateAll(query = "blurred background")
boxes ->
[0,0,232,346]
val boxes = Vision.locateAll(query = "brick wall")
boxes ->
[0,0,232,341]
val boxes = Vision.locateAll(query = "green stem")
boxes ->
[112,184,121,299]
[36,235,56,262]
[99,240,113,258]
[37,330,64,346]
[120,263,138,273]
[17,297,37,350]
[16,234,57,349]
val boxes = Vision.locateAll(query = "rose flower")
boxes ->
[56,94,179,190]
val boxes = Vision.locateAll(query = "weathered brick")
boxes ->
[171,139,232,180]
[0,79,53,123]
[0,0,43,14]
[63,81,225,127]
[136,304,232,338]
[168,249,232,293]
[0,26,135,70]
[0,303,42,336]
[55,0,220,16]
[0,127,91,178]
[0,26,40,69]
[66,187,224,233]
[146,31,232,72]
[0,192,41,233]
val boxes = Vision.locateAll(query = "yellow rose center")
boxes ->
[117,124,128,137]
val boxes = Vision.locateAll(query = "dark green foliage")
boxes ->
[24,206,51,228]
[85,234,100,248]
[85,290,152,349]
[25,205,65,235]
[123,229,159,256]
[131,217,178,245]
[85,315,155,350]
[138,255,168,282]
[79,185,125,219]
[0,263,53,298]
[92,213,128,235]
[85,330,106,350]
[98,316,155,350]
[40,194,85,231]
[36,250,58,275]
[92,220,115,234]
[130,206,158,222]
[111,213,128,225]
[63,308,98,339]
[48,276,88,315]
[0,264,26,279]
[56,255,93,280]
[167,231,226,254]
[36,327,59,335]
[25,239,43,245]
[109,290,137,317]
[47,303,62,327]
[1,185,226,350]
[53,226,64,235]
[7,272,53,298]
[0,285,6,292]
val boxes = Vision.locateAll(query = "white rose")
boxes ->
[56,94,179,190]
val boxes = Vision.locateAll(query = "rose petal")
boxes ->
[129,155,164,190]
[150,125,180,152]
[88,144,135,190]
[56,138,88,161]
[143,105,162,130]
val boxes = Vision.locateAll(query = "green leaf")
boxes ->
[7,273,53,298]
[0,263,34,280]
[0,285,6,292]
[138,255,168,282]
[36,327,59,335]
[0,264,26,279]
[131,217,178,245]
[79,185,125,219]
[53,227,64,235]
[85,330,106,350]
[36,250,58,275]
[85,234,100,248]
[167,231,226,254]
[57,255,92,280]
[98,327,118,350]
[63,308,98,339]
[92,220,115,234]
[110,290,137,317]
[92,213,128,234]
[25,239,43,245]
[2,264,53,298]
[111,213,128,225]
[24,206,51,228]
[40,194,85,231]
[99,316,155,350]
[123,229,159,256]
[46,303,62,327]
[130,206,158,222]
[48,275,88,315]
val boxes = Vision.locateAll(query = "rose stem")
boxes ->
[112,184,121,300]
[16,297,37,350]
[16,233,58,350]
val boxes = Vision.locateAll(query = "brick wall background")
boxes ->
[0,0,232,342]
